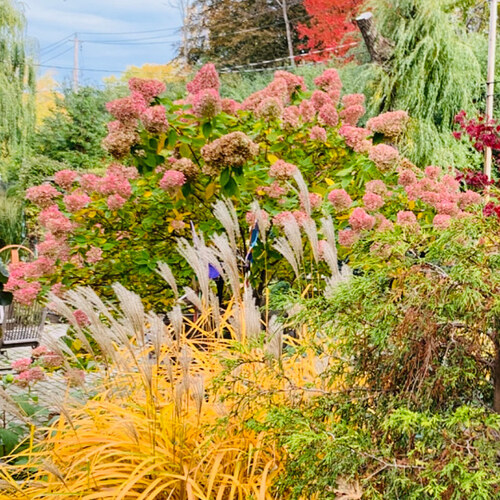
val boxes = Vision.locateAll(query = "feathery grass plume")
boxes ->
[190,373,204,415]
[211,233,241,299]
[273,236,300,281]
[183,286,203,312]
[0,386,30,423]
[177,237,210,301]
[243,285,262,340]
[208,290,222,335]
[320,215,341,280]
[265,315,283,360]
[249,200,268,240]
[229,301,242,341]
[302,217,319,263]
[167,304,183,342]
[292,169,311,216]
[156,261,178,299]
[112,283,145,344]
[282,216,304,266]
[212,198,239,251]
[145,311,171,360]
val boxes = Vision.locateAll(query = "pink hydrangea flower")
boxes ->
[140,105,169,134]
[15,366,45,386]
[256,96,284,120]
[349,207,375,231]
[369,144,399,172]
[375,214,394,232]
[63,192,91,213]
[13,283,42,306]
[128,78,166,102]
[25,184,61,207]
[300,192,323,211]
[342,94,365,108]
[328,189,352,211]
[107,163,139,180]
[32,346,50,358]
[102,121,139,158]
[363,192,384,211]
[459,190,482,209]
[50,283,65,297]
[99,174,132,198]
[269,160,297,180]
[80,173,101,192]
[106,92,148,122]
[221,98,240,115]
[292,210,311,227]
[299,100,316,122]
[314,68,342,99]
[39,205,75,234]
[37,233,70,261]
[272,211,295,228]
[170,220,186,231]
[246,209,270,230]
[396,210,418,228]
[107,194,127,211]
[191,88,222,119]
[436,201,460,216]
[262,182,288,199]
[311,90,333,111]
[282,105,300,128]
[318,104,339,127]
[366,180,389,197]
[41,353,63,368]
[441,174,460,192]
[366,110,409,137]
[274,70,307,95]
[86,246,103,264]
[433,214,451,230]
[340,105,365,126]
[54,169,78,190]
[310,126,327,142]
[370,242,392,259]
[11,358,32,372]
[338,229,359,247]
[338,125,372,153]
[74,309,90,327]
[186,63,220,94]
[398,169,417,187]
[425,165,441,180]
[159,170,186,190]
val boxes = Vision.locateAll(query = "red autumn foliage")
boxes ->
[297,0,364,60]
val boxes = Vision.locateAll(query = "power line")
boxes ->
[40,36,73,56]
[34,63,124,73]
[41,46,73,64]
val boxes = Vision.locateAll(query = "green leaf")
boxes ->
[202,122,212,138]
[167,129,178,147]
[222,177,238,196]
[220,168,231,187]
[0,428,21,454]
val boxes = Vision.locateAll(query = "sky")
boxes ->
[23,0,184,86]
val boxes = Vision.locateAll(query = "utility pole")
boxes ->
[485,0,497,180]
[278,0,295,67]
[73,33,79,92]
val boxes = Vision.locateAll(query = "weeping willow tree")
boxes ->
[0,0,35,162]
[358,0,486,167]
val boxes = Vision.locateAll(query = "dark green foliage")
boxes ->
[34,86,112,170]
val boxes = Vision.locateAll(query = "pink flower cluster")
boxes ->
[366,110,409,138]
[159,170,186,191]
[261,181,288,199]
[328,189,352,211]
[98,173,132,198]
[191,88,222,119]
[349,207,375,231]
[186,64,220,94]
[11,357,32,372]
[310,126,327,142]
[340,105,365,126]
[311,90,333,112]
[366,180,389,197]
[128,78,166,102]
[15,366,45,386]
[54,169,78,189]
[4,278,42,306]
[272,210,310,228]
[283,106,300,128]
[363,191,384,211]
[39,205,75,234]
[102,120,139,158]
[342,94,365,108]
[338,229,359,247]
[106,92,147,123]
[299,100,316,123]
[74,309,90,327]
[86,246,103,264]
[107,194,127,211]
[274,70,307,95]
[63,192,91,213]
[26,184,61,207]
[300,192,323,211]
[339,126,372,153]
[256,97,284,121]
[37,233,70,261]
[269,160,297,180]
[221,98,240,115]
[140,105,169,134]
[318,104,339,127]
[369,144,399,172]
[245,209,270,230]
[80,173,101,192]
[314,68,342,103]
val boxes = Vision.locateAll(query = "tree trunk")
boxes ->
[355,12,393,65]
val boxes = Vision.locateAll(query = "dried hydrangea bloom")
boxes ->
[398,169,417,186]
[106,92,147,123]
[366,110,409,138]
[172,157,199,180]
[86,246,103,264]
[140,105,169,134]
[102,121,140,159]
[15,366,45,386]
[274,70,307,95]
[256,96,284,121]
[310,126,327,142]
[282,105,300,128]
[26,184,61,208]
[366,180,389,197]
[299,99,316,123]
[128,78,166,102]
[369,144,400,172]
[318,104,339,127]
[314,68,342,96]
[191,88,222,119]
[268,160,297,180]
[338,125,372,153]
[186,63,220,94]
[342,93,365,108]
[338,228,359,247]
[107,163,139,180]
[311,90,333,111]
[201,132,259,173]
[328,189,352,211]
[221,98,240,115]
[363,191,384,211]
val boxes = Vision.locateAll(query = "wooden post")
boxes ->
[355,12,393,65]
[485,0,497,180]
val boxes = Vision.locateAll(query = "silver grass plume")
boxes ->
[209,290,221,335]
[302,217,319,263]
[243,285,262,339]
[190,374,204,415]
[282,216,304,266]
[182,286,203,312]
[167,305,183,341]
[177,237,210,301]
[265,315,283,360]
[321,215,341,281]
[156,261,178,299]
[249,200,268,241]
[293,169,311,216]
[211,233,241,299]
[273,236,300,281]
[212,198,239,251]
[229,301,242,341]
[112,283,145,344]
